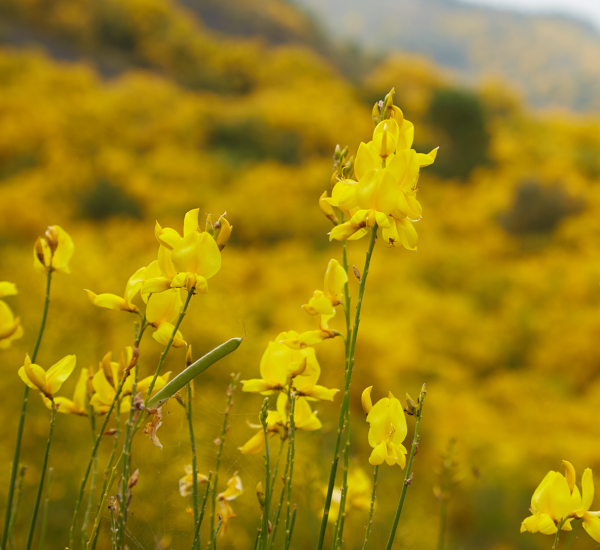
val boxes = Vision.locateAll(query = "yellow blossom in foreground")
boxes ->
[145,209,224,293]
[146,289,186,348]
[362,386,408,467]
[0,282,22,350]
[18,354,76,399]
[179,465,209,497]
[239,410,286,455]
[521,461,600,542]
[217,473,243,533]
[33,225,74,274]
[43,368,89,415]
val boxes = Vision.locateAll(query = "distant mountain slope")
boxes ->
[292,0,600,112]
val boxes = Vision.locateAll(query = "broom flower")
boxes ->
[33,225,74,275]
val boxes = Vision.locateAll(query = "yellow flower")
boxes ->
[43,368,89,415]
[215,215,233,251]
[242,335,337,401]
[18,354,76,399]
[146,209,223,293]
[0,282,22,350]
[89,350,170,414]
[239,410,286,455]
[521,461,600,541]
[179,465,209,497]
[86,262,159,313]
[33,225,74,274]
[362,387,408,467]
[217,473,243,533]
[146,289,186,348]
[277,393,322,431]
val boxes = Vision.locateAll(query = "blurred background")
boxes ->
[1,0,600,548]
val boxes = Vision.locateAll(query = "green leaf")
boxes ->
[146,337,242,409]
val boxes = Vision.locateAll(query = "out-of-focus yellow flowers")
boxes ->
[287,259,348,348]
[362,386,408,467]
[217,473,243,533]
[179,465,209,497]
[43,368,89,415]
[239,410,286,455]
[325,92,437,251]
[325,467,372,522]
[242,334,337,400]
[0,282,22,350]
[18,354,76,400]
[146,209,227,293]
[33,225,74,274]
[521,461,600,542]
[146,289,186,347]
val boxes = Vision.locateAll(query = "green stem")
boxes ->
[187,382,199,550]
[38,467,53,550]
[316,225,378,550]
[82,415,98,548]
[86,453,124,548]
[2,270,53,550]
[69,321,147,550]
[210,375,237,550]
[190,472,212,550]
[384,391,426,550]
[7,465,27,550]
[109,500,118,550]
[553,518,566,550]
[283,508,297,550]
[259,399,271,550]
[267,441,290,550]
[284,394,296,550]
[25,405,56,550]
[361,465,379,550]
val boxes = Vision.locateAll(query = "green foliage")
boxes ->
[428,88,490,179]
[78,178,143,221]
[498,180,584,235]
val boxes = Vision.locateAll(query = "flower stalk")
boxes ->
[284,393,297,549]
[38,467,53,550]
[190,472,213,550]
[187,382,200,550]
[259,398,271,550]
[361,465,379,550]
[384,386,427,550]
[317,224,378,550]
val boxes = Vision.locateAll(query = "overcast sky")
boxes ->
[460,0,600,30]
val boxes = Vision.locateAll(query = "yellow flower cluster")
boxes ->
[521,461,600,542]
[324,91,437,250]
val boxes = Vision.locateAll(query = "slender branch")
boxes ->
[361,465,379,550]
[259,399,271,550]
[187,382,199,550]
[284,394,297,550]
[553,518,566,550]
[82,416,98,548]
[38,467,53,550]
[384,389,427,550]
[316,225,378,550]
[283,508,297,550]
[2,269,53,550]
[267,440,290,550]
[7,465,26,550]
[25,405,56,550]
[210,375,238,550]
[190,472,213,550]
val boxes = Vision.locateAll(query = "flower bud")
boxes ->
[256,481,265,510]
[319,192,338,225]
[361,386,373,414]
[204,213,214,235]
[405,393,417,415]
[372,102,382,125]
[215,216,232,251]
[186,345,193,367]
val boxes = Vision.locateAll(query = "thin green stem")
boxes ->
[25,405,56,550]
[284,394,296,550]
[82,416,98,548]
[38,467,53,550]
[210,375,238,550]
[361,465,379,550]
[317,225,378,550]
[190,472,212,550]
[109,500,118,550]
[69,322,147,549]
[267,440,290,550]
[86,453,124,548]
[259,399,271,550]
[187,382,199,550]
[2,270,53,550]
[553,518,566,550]
[7,465,26,550]
[283,508,297,550]
[384,390,427,550]
[270,439,285,496]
